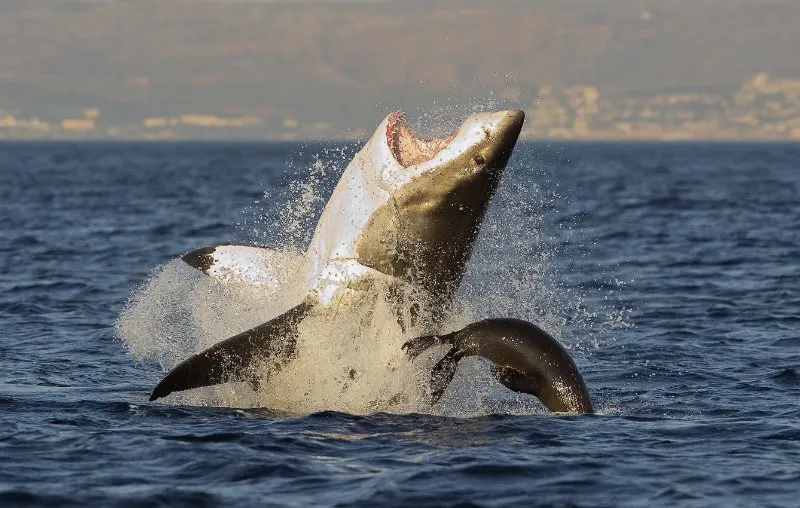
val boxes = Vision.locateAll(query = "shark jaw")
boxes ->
[385,112,457,167]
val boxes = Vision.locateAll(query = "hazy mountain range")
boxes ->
[1,0,799,139]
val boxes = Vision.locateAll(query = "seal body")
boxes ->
[403,319,594,414]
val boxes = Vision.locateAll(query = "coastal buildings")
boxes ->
[2,74,799,141]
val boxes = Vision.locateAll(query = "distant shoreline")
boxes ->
[2,137,798,144]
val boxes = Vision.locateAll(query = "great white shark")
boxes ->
[147,109,593,413]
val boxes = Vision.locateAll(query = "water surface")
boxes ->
[1,141,798,506]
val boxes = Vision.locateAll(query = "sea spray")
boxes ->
[116,110,628,416]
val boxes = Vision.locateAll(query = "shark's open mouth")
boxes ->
[386,112,457,167]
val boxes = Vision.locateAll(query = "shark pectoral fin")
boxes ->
[181,244,306,287]
[490,364,540,396]
[149,300,314,401]
[181,246,218,273]
[430,349,465,405]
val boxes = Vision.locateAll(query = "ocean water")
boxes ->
[1,140,798,507]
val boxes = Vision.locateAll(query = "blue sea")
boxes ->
[1,140,798,507]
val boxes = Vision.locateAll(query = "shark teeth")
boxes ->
[386,111,456,168]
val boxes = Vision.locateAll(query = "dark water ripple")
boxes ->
[2,141,799,506]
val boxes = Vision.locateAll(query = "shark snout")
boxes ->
[470,110,525,171]
[487,110,525,142]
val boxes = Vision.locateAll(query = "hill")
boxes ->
[1,0,799,139]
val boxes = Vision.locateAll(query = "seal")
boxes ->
[403,318,594,413]
[149,110,526,401]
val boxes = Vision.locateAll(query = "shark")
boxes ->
[146,109,592,413]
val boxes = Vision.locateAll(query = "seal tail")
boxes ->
[149,300,314,401]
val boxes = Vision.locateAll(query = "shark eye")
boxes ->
[474,154,485,165]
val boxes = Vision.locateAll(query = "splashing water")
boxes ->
[116,110,629,416]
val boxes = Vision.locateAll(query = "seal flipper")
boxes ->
[149,300,314,401]
[430,348,466,404]
[401,334,445,359]
[490,365,540,396]
[402,333,463,404]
